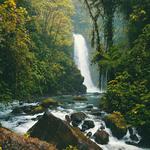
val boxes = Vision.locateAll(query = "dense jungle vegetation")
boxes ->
[0,0,86,101]
[83,0,150,147]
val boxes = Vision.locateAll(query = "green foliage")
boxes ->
[106,112,127,129]
[120,0,150,45]
[64,145,78,150]
[0,0,86,101]
[100,25,150,129]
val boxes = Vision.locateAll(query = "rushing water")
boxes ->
[0,94,149,150]
[73,34,100,93]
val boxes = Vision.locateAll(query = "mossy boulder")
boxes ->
[41,98,59,108]
[104,112,127,139]
[94,130,109,145]
[0,127,56,150]
[28,111,102,150]
[73,96,87,101]
[31,106,46,114]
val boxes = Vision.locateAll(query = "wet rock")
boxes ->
[130,134,139,142]
[65,115,71,123]
[12,106,23,114]
[73,96,87,101]
[28,111,102,150]
[31,105,45,114]
[100,123,105,130]
[0,127,57,150]
[12,105,37,114]
[86,104,93,110]
[72,121,79,127]
[82,120,95,131]
[19,101,23,105]
[41,98,59,108]
[81,124,89,132]
[128,127,139,142]
[86,132,92,138]
[128,127,134,135]
[71,112,86,125]
[94,130,109,145]
[104,112,127,139]
[91,109,102,116]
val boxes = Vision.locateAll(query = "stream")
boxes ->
[0,94,149,150]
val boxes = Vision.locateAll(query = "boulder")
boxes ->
[12,106,23,114]
[130,134,139,142]
[0,127,56,150]
[128,127,139,142]
[71,112,86,127]
[31,105,46,114]
[65,115,71,123]
[91,109,102,116]
[72,121,79,127]
[94,130,109,145]
[41,98,59,108]
[73,96,87,101]
[82,120,95,131]
[137,125,150,148]
[81,124,89,132]
[104,112,127,139]
[12,105,39,114]
[28,111,102,150]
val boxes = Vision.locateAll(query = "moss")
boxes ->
[104,112,128,139]
[64,145,78,150]
[106,111,127,129]
[41,98,58,107]
[32,106,45,114]
[73,96,87,101]
[24,132,30,138]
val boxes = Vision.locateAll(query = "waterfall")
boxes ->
[73,33,100,93]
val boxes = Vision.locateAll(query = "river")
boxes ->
[0,94,149,150]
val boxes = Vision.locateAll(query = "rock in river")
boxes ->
[82,120,95,131]
[73,96,87,101]
[71,112,87,127]
[41,98,59,108]
[28,111,102,150]
[104,112,127,139]
[94,130,109,145]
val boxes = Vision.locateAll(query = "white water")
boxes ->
[73,34,100,93]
